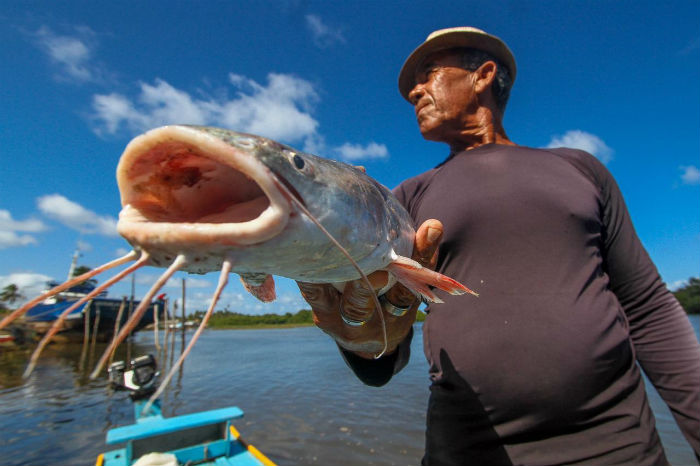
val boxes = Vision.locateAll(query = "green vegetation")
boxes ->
[189,307,428,329]
[192,309,315,328]
[72,265,98,287]
[0,284,23,313]
[673,277,700,314]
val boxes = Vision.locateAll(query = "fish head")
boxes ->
[116,125,304,271]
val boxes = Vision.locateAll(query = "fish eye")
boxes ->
[292,154,305,170]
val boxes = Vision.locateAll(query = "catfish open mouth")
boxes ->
[116,125,290,248]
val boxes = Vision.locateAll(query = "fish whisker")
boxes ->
[0,251,139,331]
[270,172,388,358]
[23,252,150,378]
[142,258,232,415]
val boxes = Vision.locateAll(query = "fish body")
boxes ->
[117,125,448,299]
[1,124,475,383]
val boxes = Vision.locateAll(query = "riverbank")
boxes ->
[208,322,316,330]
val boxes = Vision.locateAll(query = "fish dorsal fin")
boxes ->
[387,255,478,303]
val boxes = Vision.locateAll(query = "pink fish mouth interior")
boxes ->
[117,126,290,248]
[125,140,269,223]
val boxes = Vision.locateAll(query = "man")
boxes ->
[297,27,700,465]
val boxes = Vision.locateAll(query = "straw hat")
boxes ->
[398,27,516,101]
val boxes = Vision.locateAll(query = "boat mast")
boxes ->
[67,246,81,280]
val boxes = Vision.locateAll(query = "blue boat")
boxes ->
[20,247,165,341]
[97,355,277,466]
[25,280,162,341]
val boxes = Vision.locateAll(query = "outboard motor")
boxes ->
[108,354,159,400]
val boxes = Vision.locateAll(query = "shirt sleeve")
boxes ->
[338,327,414,386]
[599,160,700,457]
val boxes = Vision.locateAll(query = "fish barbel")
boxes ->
[1,125,476,404]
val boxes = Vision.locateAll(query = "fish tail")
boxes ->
[388,256,479,302]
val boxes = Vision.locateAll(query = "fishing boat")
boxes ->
[97,354,277,466]
[25,286,162,341]
[24,248,163,341]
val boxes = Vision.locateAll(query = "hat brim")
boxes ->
[398,29,516,101]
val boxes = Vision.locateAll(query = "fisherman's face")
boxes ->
[408,51,478,143]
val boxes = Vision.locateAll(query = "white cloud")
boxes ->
[91,69,390,164]
[335,142,389,161]
[219,73,319,143]
[680,165,700,185]
[92,73,320,148]
[305,14,346,48]
[0,272,54,304]
[668,279,688,291]
[546,130,614,164]
[0,231,38,249]
[0,210,45,232]
[134,273,212,290]
[76,239,93,252]
[32,26,97,82]
[0,210,46,249]
[37,194,118,236]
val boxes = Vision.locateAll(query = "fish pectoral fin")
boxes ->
[240,273,276,302]
[387,256,478,303]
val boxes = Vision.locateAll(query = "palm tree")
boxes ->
[0,284,24,306]
[72,265,98,287]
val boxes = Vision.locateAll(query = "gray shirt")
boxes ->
[343,144,700,465]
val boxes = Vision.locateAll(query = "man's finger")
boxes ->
[339,271,388,324]
[413,219,443,267]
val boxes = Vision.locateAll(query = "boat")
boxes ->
[25,287,163,342]
[24,248,164,341]
[97,354,277,466]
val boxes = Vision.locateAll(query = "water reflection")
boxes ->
[0,318,698,466]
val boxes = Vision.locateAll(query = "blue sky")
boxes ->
[1,1,698,315]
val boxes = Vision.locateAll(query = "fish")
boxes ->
[1,125,477,407]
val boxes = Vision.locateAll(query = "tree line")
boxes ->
[2,277,699,317]
[191,309,315,327]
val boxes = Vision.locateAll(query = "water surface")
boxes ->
[0,317,697,465]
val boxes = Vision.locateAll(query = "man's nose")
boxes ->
[408,83,424,105]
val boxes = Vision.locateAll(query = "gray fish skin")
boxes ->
[116,125,415,287]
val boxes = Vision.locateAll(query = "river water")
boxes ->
[1,317,698,466]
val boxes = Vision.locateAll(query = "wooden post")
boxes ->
[109,298,127,365]
[161,298,170,372]
[181,278,186,334]
[79,301,92,371]
[154,302,160,350]
[127,272,135,362]
[88,303,100,369]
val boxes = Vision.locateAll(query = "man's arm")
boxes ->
[297,219,443,385]
[600,165,700,458]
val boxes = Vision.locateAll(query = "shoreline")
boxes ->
[206,322,316,330]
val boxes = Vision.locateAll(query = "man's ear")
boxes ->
[474,61,497,94]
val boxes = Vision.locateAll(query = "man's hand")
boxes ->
[296,219,443,358]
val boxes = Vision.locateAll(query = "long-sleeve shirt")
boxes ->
[341,144,700,466]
